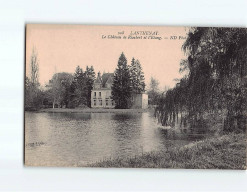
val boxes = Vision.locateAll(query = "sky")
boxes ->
[26,24,188,90]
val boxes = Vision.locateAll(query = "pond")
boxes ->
[25,111,208,167]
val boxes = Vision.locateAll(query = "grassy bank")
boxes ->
[89,133,246,169]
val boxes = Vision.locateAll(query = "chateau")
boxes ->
[91,72,148,109]
[91,72,115,108]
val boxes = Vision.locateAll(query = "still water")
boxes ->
[25,111,206,166]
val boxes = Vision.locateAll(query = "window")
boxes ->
[112,100,114,106]
[94,92,96,97]
[106,100,108,106]
[94,100,96,106]
[99,100,102,106]
[99,92,101,97]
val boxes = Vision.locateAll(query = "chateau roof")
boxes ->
[95,72,114,88]
[95,75,102,83]
[102,73,114,87]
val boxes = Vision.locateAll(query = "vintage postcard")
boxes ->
[25,24,247,169]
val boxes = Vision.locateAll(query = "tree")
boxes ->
[155,27,247,132]
[30,47,39,86]
[67,80,77,108]
[147,77,160,105]
[112,52,132,108]
[182,27,247,132]
[48,72,74,108]
[129,58,145,93]
[25,47,42,110]
[25,76,32,108]
[84,66,96,107]
[73,66,88,106]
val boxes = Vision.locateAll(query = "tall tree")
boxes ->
[156,27,247,132]
[73,66,88,106]
[129,58,145,93]
[25,47,42,110]
[147,77,160,105]
[112,52,132,108]
[85,66,96,107]
[30,47,39,86]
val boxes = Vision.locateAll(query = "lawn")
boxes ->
[89,133,246,169]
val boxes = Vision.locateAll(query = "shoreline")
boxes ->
[88,133,246,169]
[29,108,151,113]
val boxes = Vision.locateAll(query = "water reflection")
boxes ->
[111,113,143,157]
[48,112,92,121]
[25,111,209,166]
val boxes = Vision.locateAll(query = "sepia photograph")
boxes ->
[25,24,246,169]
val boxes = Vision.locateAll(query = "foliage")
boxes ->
[156,27,247,132]
[29,47,39,85]
[69,65,96,108]
[129,58,145,93]
[43,65,95,109]
[48,72,74,108]
[84,66,96,107]
[112,52,132,108]
[73,66,88,106]
[25,77,32,108]
[25,48,43,110]
[147,77,160,105]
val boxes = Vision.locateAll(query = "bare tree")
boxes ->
[30,47,39,87]
[25,47,42,110]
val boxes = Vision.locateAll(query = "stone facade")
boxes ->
[91,72,115,108]
[91,72,148,109]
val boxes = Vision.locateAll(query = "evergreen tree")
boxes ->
[67,80,77,108]
[73,66,88,106]
[129,58,145,93]
[112,52,132,108]
[137,60,146,92]
[72,65,96,108]
[85,66,96,107]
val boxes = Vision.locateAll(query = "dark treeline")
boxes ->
[112,52,145,108]
[45,65,96,109]
[25,65,95,110]
[25,51,146,110]
[155,27,247,133]
[25,48,96,110]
